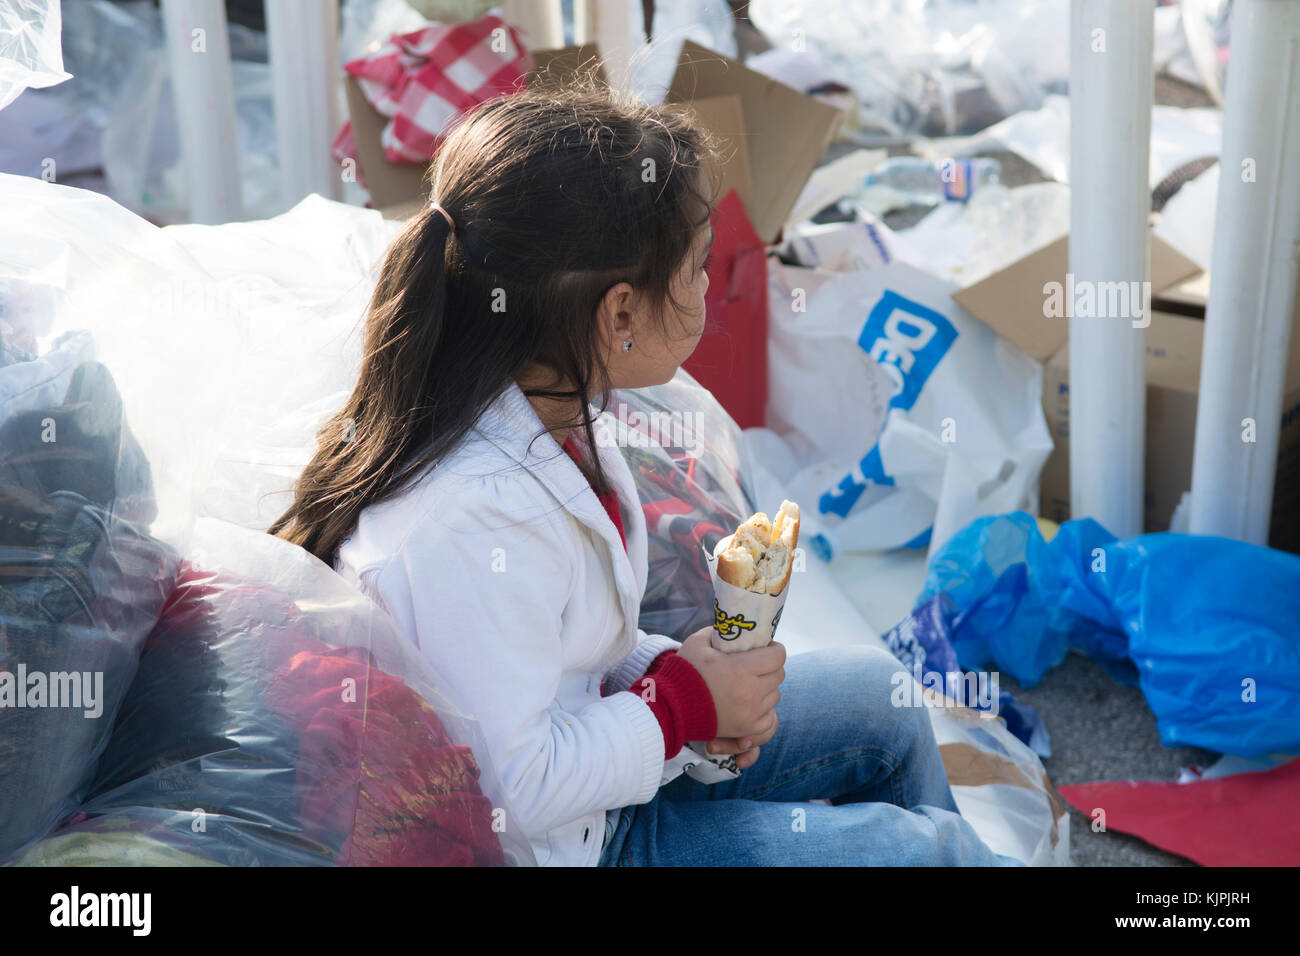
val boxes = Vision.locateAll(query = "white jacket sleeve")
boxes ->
[602,630,683,696]
[361,479,666,842]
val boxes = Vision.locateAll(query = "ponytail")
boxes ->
[268,204,456,561]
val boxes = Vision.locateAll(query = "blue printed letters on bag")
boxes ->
[818,290,958,518]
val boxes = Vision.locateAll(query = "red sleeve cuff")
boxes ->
[625,653,718,760]
[644,649,677,676]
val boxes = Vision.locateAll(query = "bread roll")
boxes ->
[716,500,800,595]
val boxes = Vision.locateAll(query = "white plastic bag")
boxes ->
[0,0,71,111]
[779,213,926,274]
[767,259,1052,560]
[927,693,1071,866]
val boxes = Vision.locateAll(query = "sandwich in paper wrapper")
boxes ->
[682,501,800,783]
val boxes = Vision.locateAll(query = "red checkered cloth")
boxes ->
[332,13,534,170]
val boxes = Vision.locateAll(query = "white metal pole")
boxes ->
[591,0,637,97]
[501,0,565,49]
[161,0,241,224]
[1189,0,1300,545]
[573,0,596,44]
[1068,0,1154,538]
[265,0,342,207]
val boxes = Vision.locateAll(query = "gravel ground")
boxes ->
[1000,653,1220,866]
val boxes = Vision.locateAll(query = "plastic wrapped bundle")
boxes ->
[748,0,1069,138]
[0,0,71,110]
[12,519,532,867]
[609,369,760,642]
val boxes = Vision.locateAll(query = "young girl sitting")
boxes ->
[271,84,1020,867]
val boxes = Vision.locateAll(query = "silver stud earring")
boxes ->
[622,338,633,353]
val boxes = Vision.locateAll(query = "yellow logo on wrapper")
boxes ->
[712,599,757,640]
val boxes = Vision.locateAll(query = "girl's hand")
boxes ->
[677,628,785,741]
[704,710,779,770]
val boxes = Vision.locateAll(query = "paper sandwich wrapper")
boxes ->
[681,533,793,784]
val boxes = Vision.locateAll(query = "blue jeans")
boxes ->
[598,644,1024,866]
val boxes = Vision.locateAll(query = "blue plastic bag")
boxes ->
[918,512,1300,758]
[879,593,1052,757]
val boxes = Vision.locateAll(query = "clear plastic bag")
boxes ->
[608,370,759,642]
[928,693,1070,866]
[0,355,176,862]
[12,519,531,867]
[0,0,71,111]
[748,0,1069,138]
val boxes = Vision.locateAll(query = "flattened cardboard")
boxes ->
[953,234,1204,361]
[1040,310,1300,551]
[678,94,752,215]
[1153,266,1300,384]
[346,75,428,209]
[665,39,844,245]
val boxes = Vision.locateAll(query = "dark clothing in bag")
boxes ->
[0,360,174,863]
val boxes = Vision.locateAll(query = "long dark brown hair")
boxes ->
[270,79,721,564]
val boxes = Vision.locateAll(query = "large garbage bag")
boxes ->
[14,520,523,867]
[919,511,1300,758]
[766,261,1052,560]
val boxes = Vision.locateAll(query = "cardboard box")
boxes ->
[664,40,842,245]
[952,234,1203,362]
[954,219,1299,550]
[1038,307,1300,552]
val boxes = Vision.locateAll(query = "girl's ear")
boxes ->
[596,281,637,349]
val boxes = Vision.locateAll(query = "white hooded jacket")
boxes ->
[334,378,706,866]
